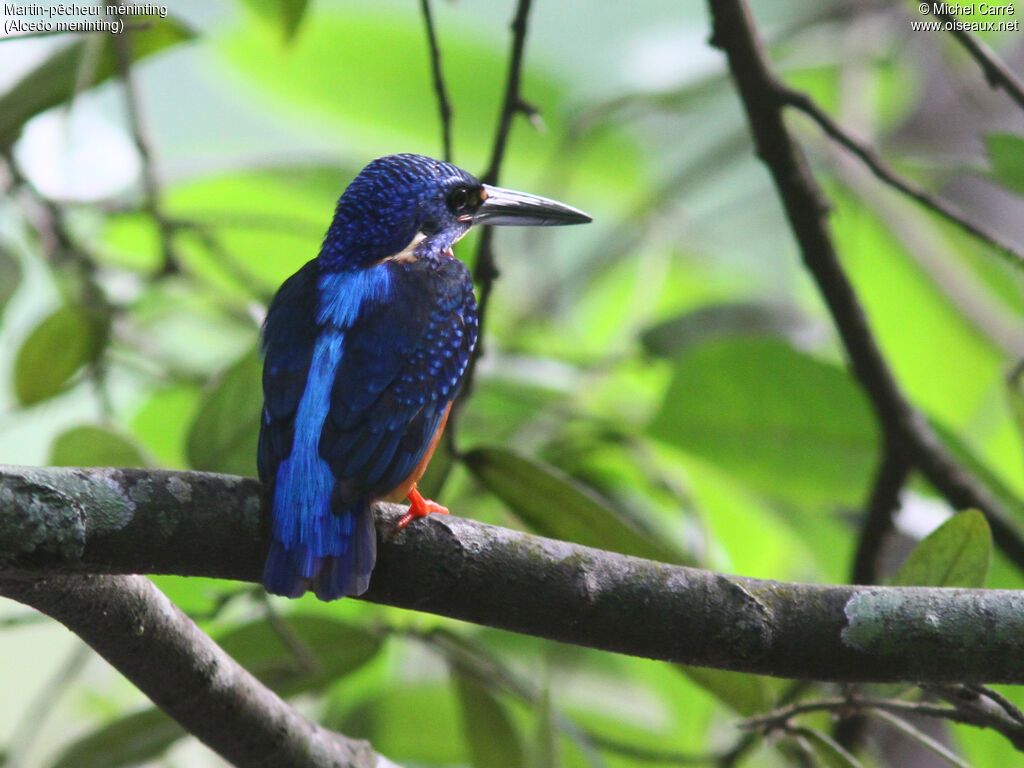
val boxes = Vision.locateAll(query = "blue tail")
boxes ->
[262,451,377,600]
[262,507,376,600]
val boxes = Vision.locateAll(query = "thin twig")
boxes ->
[462,0,534,392]
[480,0,535,186]
[742,691,1024,755]
[741,695,950,730]
[778,83,1024,271]
[2,150,86,272]
[3,150,116,418]
[968,684,1024,726]
[851,436,910,585]
[870,709,971,768]
[584,734,727,766]
[261,594,321,676]
[422,628,742,767]
[111,5,179,276]
[406,627,609,768]
[786,725,864,768]
[836,159,1024,358]
[172,219,276,304]
[419,0,454,163]
[932,9,1024,113]
[841,435,912,753]
[707,0,1024,574]
[925,684,1024,750]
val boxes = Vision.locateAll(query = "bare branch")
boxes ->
[869,709,971,768]
[419,0,454,163]
[742,691,1024,754]
[457,0,535,410]
[706,0,1024,572]
[0,573,389,768]
[778,84,1024,271]
[481,0,534,186]
[7,466,1024,684]
[932,9,1024,113]
[851,437,910,585]
[967,683,1024,726]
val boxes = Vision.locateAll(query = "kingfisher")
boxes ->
[259,153,591,600]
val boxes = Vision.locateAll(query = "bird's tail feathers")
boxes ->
[313,509,376,600]
[262,496,377,600]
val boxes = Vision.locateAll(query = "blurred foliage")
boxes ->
[0,15,194,148]
[0,1,1023,767]
[890,510,992,589]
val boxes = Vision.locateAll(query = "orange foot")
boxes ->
[393,485,450,532]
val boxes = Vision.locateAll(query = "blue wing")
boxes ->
[258,261,317,491]
[320,257,477,500]
[259,256,477,600]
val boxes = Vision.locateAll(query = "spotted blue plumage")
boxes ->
[260,155,479,600]
[259,153,589,601]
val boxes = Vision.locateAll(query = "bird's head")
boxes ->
[319,153,591,270]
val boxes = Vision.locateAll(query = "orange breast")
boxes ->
[382,401,452,503]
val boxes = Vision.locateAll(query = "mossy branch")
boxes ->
[4,465,1024,685]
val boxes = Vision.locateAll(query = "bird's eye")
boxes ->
[446,186,472,214]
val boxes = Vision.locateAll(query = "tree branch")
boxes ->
[777,83,1024,271]
[850,436,910,585]
[419,0,454,163]
[932,9,1024,113]
[6,465,1024,684]
[457,0,535,408]
[742,689,1024,753]
[0,572,389,768]
[706,0,1024,572]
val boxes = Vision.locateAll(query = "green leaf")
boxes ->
[216,614,383,696]
[236,0,311,42]
[51,615,382,768]
[830,185,1006,433]
[14,304,108,406]
[0,247,22,320]
[985,133,1024,197]
[453,668,526,768]
[49,709,185,768]
[928,418,1024,521]
[648,338,878,508]
[677,666,775,717]
[891,510,992,588]
[186,347,261,476]
[1009,366,1024,461]
[464,447,689,565]
[0,16,195,148]
[49,425,146,467]
[333,683,468,765]
[131,384,201,469]
[640,301,815,358]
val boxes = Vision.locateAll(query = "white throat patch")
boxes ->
[385,231,427,263]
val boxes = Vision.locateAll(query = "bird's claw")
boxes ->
[393,485,449,532]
